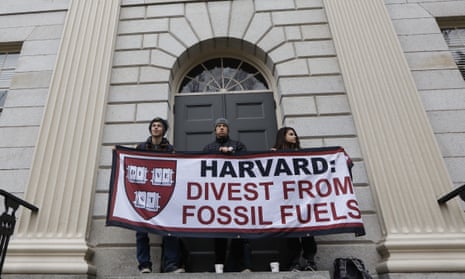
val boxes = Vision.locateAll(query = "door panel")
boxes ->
[225,93,276,151]
[174,95,222,151]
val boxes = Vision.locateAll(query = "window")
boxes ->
[179,57,269,93]
[0,43,21,112]
[439,18,465,80]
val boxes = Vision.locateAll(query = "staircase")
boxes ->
[105,271,330,279]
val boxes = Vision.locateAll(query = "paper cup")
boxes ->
[270,262,279,272]
[215,264,224,273]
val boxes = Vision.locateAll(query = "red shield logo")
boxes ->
[124,157,177,220]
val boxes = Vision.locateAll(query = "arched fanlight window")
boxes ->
[179,57,269,93]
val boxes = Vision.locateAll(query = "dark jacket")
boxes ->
[136,136,174,153]
[203,136,247,154]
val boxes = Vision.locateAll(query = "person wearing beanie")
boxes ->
[203,118,251,272]
[134,117,186,274]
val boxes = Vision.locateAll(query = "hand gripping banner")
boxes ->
[106,146,365,238]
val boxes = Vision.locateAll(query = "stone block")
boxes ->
[279,76,345,95]
[427,110,465,133]
[255,0,295,11]
[281,96,316,115]
[0,169,29,193]
[184,2,212,41]
[10,70,53,89]
[284,26,301,41]
[143,34,158,49]
[244,13,272,44]
[301,24,331,40]
[444,157,465,182]
[115,34,143,50]
[96,168,111,192]
[391,18,440,35]
[0,147,34,169]
[21,39,60,55]
[285,115,356,137]
[229,0,254,39]
[150,49,176,68]
[272,9,327,25]
[398,34,448,52]
[405,51,456,71]
[0,107,43,126]
[120,6,145,19]
[140,66,170,82]
[0,127,39,147]
[324,137,362,159]
[136,102,169,121]
[269,42,295,64]
[16,54,57,72]
[308,57,340,75]
[435,133,465,157]
[110,67,139,84]
[5,88,48,107]
[169,17,198,47]
[108,84,170,103]
[0,12,66,29]
[113,50,150,66]
[208,1,230,37]
[147,3,184,18]
[316,95,350,114]
[412,69,465,90]
[28,24,64,40]
[295,0,323,9]
[99,145,114,167]
[258,27,285,53]
[0,0,69,14]
[419,89,465,111]
[118,18,169,35]
[421,1,465,17]
[386,3,432,20]
[158,33,186,56]
[276,59,309,76]
[0,26,34,42]
[105,104,137,122]
[103,123,148,144]
[295,40,336,57]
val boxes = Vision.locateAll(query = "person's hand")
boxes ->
[219,146,233,153]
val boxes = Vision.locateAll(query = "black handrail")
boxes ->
[437,184,465,204]
[0,189,39,277]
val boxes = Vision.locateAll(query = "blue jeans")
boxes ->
[136,231,152,270]
[137,232,183,272]
[162,236,183,272]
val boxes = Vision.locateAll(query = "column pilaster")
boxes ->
[323,0,465,273]
[5,0,120,276]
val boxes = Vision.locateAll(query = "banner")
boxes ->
[106,146,365,238]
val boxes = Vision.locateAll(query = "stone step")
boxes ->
[105,271,330,279]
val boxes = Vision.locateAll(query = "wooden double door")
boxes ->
[174,92,284,271]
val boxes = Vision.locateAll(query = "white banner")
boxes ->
[107,146,365,238]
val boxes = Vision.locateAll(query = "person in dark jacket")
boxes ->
[271,127,318,272]
[203,118,251,272]
[135,117,185,274]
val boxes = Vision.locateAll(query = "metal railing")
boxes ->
[0,189,38,277]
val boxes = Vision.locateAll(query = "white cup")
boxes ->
[215,264,224,273]
[270,261,279,272]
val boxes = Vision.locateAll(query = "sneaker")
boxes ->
[302,261,317,271]
[166,267,185,273]
[140,267,151,273]
[289,264,301,272]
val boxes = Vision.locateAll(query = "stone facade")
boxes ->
[0,0,464,278]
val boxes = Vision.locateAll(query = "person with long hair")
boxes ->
[271,127,318,272]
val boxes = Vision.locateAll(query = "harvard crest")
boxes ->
[124,157,177,220]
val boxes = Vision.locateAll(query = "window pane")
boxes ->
[179,57,268,93]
